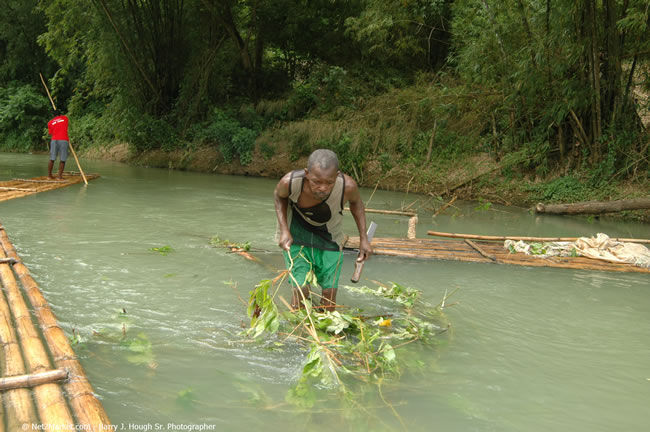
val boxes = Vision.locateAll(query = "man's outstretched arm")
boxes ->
[274,173,293,251]
[345,175,372,261]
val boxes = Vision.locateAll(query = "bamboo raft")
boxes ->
[0,224,111,431]
[0,173,100,203]
[344,236,650,274]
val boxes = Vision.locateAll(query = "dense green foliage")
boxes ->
[0,0,648,191]
[451,0,650,180]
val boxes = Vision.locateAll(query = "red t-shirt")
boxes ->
[48,115,69,141]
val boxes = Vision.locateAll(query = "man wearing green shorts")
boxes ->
[274,149,372,311]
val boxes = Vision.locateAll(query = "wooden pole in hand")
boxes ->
[39,73,88,186]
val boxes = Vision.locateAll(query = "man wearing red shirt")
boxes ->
[47,110,69,179]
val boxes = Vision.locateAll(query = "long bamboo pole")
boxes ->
[344,207,417,217]
[0,269,38,430]
[0,229,111,431]
[0,246,75,427]
[0,391,4,432]
[465,239,496,261]
[0,368,68,391]
[0,187,36,192]
[427,230,650,244]
[39,73,88,186]
[64,141,88,186]
[12,179,67,183]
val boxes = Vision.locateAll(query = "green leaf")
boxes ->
[382,344,396,363]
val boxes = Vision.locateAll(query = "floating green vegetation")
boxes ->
[150,245,173,255]
[176,387,197,409]
[68,327,85,348]
[244,272,456,419]
[91,308,157,368]
[210,235,251,251]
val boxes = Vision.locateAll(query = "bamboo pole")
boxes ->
[39,73,56,111]
[39,73,89,186]
[0,391,4,432]
[0,229,111,431]
[0,269,38,430]
[465,239,496,261]
[66,142,89,186]
[0,368,68,391]
[12,178,67,183]
[0,245,75,427]
[0,187,36,192]
[427,230,650,244]
[345,207,417,217]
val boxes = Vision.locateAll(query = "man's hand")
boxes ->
[357,237,372,262]
[278,230,293,251]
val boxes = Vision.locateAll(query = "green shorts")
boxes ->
[283,245,343,290]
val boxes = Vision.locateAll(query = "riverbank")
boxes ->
[80,142,650,222]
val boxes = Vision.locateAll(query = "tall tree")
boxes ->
[452,0,650,175]
[0,0,55,84]
[345,0,452,69]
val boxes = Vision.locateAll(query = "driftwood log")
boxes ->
[535,198,650,215]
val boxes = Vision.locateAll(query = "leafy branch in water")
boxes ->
[211,235,251,251]
[244,274,455,411]
[91,308,157,369]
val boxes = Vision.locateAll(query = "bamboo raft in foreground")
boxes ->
[344,236,650,274]
[0,223,111,431]
[0,173,100,203]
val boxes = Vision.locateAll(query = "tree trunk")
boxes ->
[587,0,602,154]
[603,0,622,127]
[202,0,257,98]
[535,198,650,215]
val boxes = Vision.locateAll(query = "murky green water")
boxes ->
[1,153,649,431]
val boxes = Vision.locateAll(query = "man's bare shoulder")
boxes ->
[279,171,293,183]
[342,173,361,202]
[275,171,293,197]
[342,172,359,190]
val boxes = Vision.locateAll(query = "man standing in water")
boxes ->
[47,110,69,179]
[274,149,372,311]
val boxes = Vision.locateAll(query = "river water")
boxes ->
[1,153,649,431]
